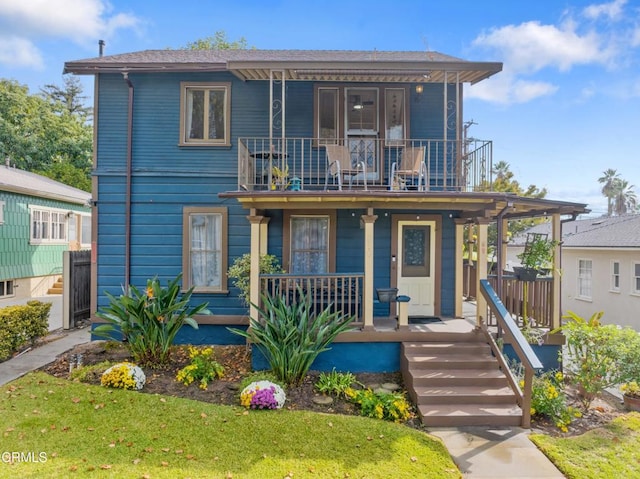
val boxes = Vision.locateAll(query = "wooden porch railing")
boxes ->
[479,279,543,428]
[238,137,492,192]
[259,273,364,320]
[487,274,553,329]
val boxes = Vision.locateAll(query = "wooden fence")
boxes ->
[63,250,91,329]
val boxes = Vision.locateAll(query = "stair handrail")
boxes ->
[479,279,543,428]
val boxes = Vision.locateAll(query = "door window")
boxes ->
[402,226,430,277]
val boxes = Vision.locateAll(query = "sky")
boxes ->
[1,0,639,217]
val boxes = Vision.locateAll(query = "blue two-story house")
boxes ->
[65,49,587,427]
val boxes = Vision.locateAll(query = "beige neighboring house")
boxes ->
[510,215,640,329]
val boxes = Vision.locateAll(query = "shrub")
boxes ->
[0,301,51,361]
[176,346,224,390]
[228,288,355,386]
[93,274,209,367]
[240,380,286,410]
[238,371,282,392]
[527,371,581,433]
[560,310,640,409]
[315,368,360,398]
[101,362,146,390]
[227,253,284,306]
[344,387,412,422]
[69,361,115,383]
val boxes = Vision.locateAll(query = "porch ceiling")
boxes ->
[218,191,589,220]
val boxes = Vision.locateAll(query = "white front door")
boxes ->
[396,220,436,316]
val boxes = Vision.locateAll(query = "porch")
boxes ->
[238,137,493,193]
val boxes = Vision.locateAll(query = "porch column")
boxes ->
[248,214,265,321]
[454,219,466,318]
[475,219,490,326]
[551,213,562,330]
[361,211,378,331]
[260,217,270,255]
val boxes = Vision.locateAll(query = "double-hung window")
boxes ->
[180,82,231,146]
[183,207,228,292]
[284,212,336,274]
[577,259,593,300]
[30,206,68,244]
[633,262,640,295]
[611,260,620,292]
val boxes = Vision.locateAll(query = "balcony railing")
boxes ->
[238,137,492,192]
[487,275,553,329]
[259,273,364,320]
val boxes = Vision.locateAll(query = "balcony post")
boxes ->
[551,213,562,330]
[248,213,265,321]
[475,219,490,327]
[361,210,378,331]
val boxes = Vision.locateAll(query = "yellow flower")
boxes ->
[146,286,154,298]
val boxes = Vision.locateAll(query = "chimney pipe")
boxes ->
[99,40,105,57]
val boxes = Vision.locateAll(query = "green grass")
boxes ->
[530,412,640,479]
[0,372,460,478]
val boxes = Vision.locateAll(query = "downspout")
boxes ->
[122,72,134,290]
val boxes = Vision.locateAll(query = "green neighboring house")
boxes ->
[0,163,91,300]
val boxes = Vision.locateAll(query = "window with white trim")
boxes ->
[633,262,640,295]
[183,207,228,292]
[577,259,592,299]
[30,206,68,244]
[0,200,5,224]
[0,280,14,297]
[290,216,330,274]
[611,260,620,292]
[180,82,231,146]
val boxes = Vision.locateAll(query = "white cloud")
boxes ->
[583,0,627,21]
[0,0,141,69]
[0,35,43,69]
[468,70,558,105]
[473,21,610,74]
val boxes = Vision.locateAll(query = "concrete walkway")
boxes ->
[0,297,565,478]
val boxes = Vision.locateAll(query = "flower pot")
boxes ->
[623,394,640,412]
[513,266,539,282]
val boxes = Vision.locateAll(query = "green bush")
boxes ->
[344,387,413,422]
[0,301,51,361]
[175,346,225,390]
[228,288,355,386]
[69,361,115,383]
[560,311,640,409]
[315,368,361,398]
[93,274,209,367]
[528,371,581,432]
[227,253,284,306]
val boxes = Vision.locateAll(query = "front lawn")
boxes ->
[530,412,640,479]
[0,372,460,478]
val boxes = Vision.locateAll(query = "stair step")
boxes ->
[413,385,516,405]
[406,368,508,387]
[404,353,498,370]
[418,403,522,427]
[403,342,491,354]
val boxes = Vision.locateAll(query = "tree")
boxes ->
[0,79,92,185]
[179,31,252,50]
[36,160,91,192]
[612,179,638,216]
[598,169,620,216]
[40,75,92,120]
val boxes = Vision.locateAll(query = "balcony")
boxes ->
[238,137,492,193]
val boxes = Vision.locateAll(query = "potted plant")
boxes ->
[514,233,558,281]
[270,165,289,191]
[621,381,640,412]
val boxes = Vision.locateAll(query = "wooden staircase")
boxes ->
[47,276,63,295]
[401,333,522,427]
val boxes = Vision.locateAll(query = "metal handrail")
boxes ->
[479,279,543,428]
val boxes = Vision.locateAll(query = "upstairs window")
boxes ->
[180,82,231,146]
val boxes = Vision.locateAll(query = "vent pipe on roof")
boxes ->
[99,40,105,57]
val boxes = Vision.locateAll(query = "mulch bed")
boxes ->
[38,341,627,437]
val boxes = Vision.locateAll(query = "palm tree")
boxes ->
[598,169,620,216]
[613,179,638,216]
[492,161,511,181]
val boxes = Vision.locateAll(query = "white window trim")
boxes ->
[0,200,5,225]
[610,260,620,293]
[182,206,228,293]
[577,258,593,301]
[79,213,91,248]
[632,261,640,296]
[0,279,15,298]
[179,82,231,147]
[29,205,69,245]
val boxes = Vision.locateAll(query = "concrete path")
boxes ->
[0,296,565,478]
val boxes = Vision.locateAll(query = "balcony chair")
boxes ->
[389,146,427,191]
[324,144,367,190]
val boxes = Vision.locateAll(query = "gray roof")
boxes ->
[64,49,502,85]
[0,166,91,205]
[512,215,640,248]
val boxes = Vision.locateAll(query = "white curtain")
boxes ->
[190,214,221,288]
[290,217,328,274]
